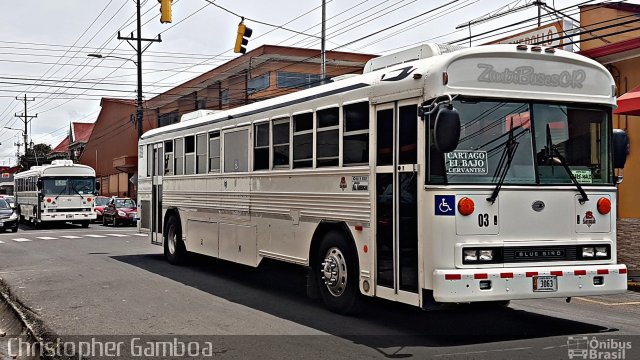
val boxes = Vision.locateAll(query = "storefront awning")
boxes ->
[615,85,640,116]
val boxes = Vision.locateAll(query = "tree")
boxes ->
[19,143,52,171]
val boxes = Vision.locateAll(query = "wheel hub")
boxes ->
[320,247,347,297]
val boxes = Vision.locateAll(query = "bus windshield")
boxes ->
[42,177,95,196]
[428,99,612,185]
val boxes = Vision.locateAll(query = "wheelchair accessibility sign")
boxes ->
[435,195,455,216]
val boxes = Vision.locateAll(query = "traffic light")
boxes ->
[159,0,172,24]
[234,21,252,54]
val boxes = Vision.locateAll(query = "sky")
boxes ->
[0,0,636,165]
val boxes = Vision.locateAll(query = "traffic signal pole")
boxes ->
[117,0,161,139]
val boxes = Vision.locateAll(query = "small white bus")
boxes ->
[138,43,629,313]
[14,160,98,227]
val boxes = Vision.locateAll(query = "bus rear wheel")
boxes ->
[315,231,360,314]
[164,215,186,265]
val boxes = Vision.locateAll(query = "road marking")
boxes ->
[36,236,58,240]
[104,234,128,237]
[12,238,31,242]
[0,240,4,244]
[132,234,147,237]
[574,297,640,306]
[84,235,106,238]
[60,235,81,239]
[434,347,532,357]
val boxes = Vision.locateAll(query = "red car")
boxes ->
[102,197,138,227]
[93,196,110,222]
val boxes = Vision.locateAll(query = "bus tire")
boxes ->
[315,230,360,315]
[81,221,90,228]
[164,215,186,265]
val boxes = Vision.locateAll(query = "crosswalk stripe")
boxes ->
[85,234,106,238]
[12,238,31,242]
[60,235,81,239]
[104,234,128,237]
[132,234,147,237]
[36,236,58,240]
[0,240,4,244]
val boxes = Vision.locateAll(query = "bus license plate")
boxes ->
[533,275,557,292]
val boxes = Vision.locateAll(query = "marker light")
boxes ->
[46,198,52,203]
[457,197,475,216]
[87,197,92,202]
[597,197,611,215]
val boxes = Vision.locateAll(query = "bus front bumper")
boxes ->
[433,264,627,303]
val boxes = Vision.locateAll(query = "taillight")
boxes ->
[458,197,475,216]
[597,197,611,215]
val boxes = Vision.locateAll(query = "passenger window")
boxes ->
[399,105,417,164]
[185,135,195,174]
[316,107,339,167]
[254,123,270,170]
[293,112,313,168]
[164,140,174,175]
[344,102,369,165]
[272,118,290,169]
[196,134,207,174]
[209,132,220,173]
[147,144,153,177]
[174,138,184,175]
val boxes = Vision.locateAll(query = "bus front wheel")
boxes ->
[164,215,186,265]
[315,231,360,314]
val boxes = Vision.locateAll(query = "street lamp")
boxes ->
[87,53,144,139]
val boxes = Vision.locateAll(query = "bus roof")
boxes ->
[14,160,96,178]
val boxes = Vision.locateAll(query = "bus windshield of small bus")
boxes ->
[428,99,612,185]
[42,177,95,196]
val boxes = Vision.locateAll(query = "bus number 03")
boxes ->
[478,213,490,227]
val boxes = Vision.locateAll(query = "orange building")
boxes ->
[579,2,640,218]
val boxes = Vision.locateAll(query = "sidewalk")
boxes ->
[617,218,640,271]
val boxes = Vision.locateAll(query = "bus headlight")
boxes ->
[479,250,493,261]
[582,247,595,258]
[464,249,478,262]
[595,246,608,258]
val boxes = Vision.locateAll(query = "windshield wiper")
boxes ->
[487,125,520,204]
[70,185,85,199]
[542,124,589,204]
[54,185,67,200]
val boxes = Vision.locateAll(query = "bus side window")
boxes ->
[174,138,184,175]
[209,132,220,173]
[224,129,249,173]
[254,123,270,171]
[196,134,207,174]
[343,101,369,165]
[293,112,313,168]
[316,107,339,167]
[272,118,290,169]
[185,136,196,175]
[164,140,174,175]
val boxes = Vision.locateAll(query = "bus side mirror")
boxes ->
[36,179,43,190]
[613,129,629,169]
[95,181,101,191]
[433,106,461,153]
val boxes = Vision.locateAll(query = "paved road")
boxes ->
[0,223,639,359]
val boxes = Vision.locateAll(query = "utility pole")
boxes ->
[117,0,161,139]
[321,0,326,83]
[14,94,36,154]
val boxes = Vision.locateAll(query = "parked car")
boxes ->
[0,198,18,232]
[102,197,138,227]
[93,196,110,222]
[0,195,15,208]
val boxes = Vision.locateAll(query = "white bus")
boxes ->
[138,43,629,314]
[14,160,98,228]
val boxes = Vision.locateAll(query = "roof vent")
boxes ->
[51,160,74,166]
[363,43,464,73]
[180,110,220,122]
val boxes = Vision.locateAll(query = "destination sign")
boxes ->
[445,150,488,175]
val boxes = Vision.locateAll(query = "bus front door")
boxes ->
[374,100,419,306]
[151,143,163,245]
